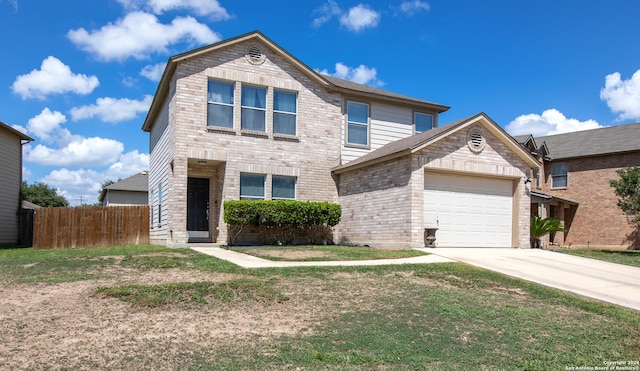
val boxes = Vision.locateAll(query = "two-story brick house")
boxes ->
[142,31,539,248]
[516,122,640,249]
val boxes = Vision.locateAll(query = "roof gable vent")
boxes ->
[467,127,486,153]
[246,44,266,65]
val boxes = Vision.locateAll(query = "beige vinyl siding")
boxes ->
[342,102,413,164]
[0,129,22,244]
[148,95,171,244]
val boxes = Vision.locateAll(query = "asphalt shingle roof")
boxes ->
[333,113,480,172]
[106,172,148,192]
[516,122,640,160]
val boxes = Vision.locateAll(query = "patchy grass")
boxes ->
[231,245,427,261]
[0,245,639,370]
[0,244,241,283]
[554,248,640,268]
[96,278,289,308]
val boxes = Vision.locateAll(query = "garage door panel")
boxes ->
[424,172,513,247]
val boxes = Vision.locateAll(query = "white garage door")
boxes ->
[424,172,513,247]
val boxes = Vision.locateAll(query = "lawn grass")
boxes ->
[1,245,639,370]
[96,278,289,308]
[0,244,241,283]
[231,245,428,261]
[554,248,640,268]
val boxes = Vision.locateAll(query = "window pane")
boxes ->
[415,113,433,133]
[207,104,233,128]
[272,176,296,200]
[274,113,296,135]
[241,108,266,131]
[348,102,368,124]
[274,91,296,113]
[242,86,266,109]
[208,81,233,104]
[552,175,567,188]
[348,124,368,145]
[552,163,567,175]
[240,174,265,199]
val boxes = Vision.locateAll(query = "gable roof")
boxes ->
[524,122,640,160]
[99,171,148,202]
[142,30,448,132]
[333,112,540,173]
[0,121,34,142]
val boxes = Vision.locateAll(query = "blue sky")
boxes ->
[1,0,639,205]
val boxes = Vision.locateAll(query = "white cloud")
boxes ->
[104,150,150,179]
[41,150,149,205]
[122,76,137,87]
[340,4,380,32]
[312,0,342,28]
[118,0,231,19]
[11,124,28,134]
[506,109,603,136]
[600,70,640,121]
[140,62,166,81]
[11,56,99,100]
[69,95,153,123]
[67,11,220,61]
[398,0,430,15]
[319,62,384,86]
[22,166,32,181]
[25,108,67,143]
[26,137,124,167]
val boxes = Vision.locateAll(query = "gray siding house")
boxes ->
[142,31,538,248]
[0,121,33,245]
[99,171,149,207]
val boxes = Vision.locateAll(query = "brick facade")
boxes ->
[539,152,640,248]
[338,123,532,248]
[145,32,536,248]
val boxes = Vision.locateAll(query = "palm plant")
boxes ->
[530,215,567,249]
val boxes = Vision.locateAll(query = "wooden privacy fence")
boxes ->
[33,206,149,249]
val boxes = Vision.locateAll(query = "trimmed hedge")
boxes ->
[223,200,341,245]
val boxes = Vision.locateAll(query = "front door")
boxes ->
[187,177,210,241]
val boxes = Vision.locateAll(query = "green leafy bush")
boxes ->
[223,200,341,245]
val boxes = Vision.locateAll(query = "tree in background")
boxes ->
[97,179,117,203]
[21,181,69,207]
[610,166,640,226]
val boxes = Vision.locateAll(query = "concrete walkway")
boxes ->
[422,248,640,312]
[189,246,455,268]
[190,245,640,311]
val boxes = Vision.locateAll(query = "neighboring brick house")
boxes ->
[99,171,149,206]
[0,121,33,245]
[142,31,539,248]
[515,122,640,248]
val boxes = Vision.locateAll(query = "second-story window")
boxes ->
[551,163,568,188]
[533,168,540,188]
[347,101,369,146]
[241,86,266,132]
[414,112,433,133]
[207,80,234,128]
[273,90,297,135]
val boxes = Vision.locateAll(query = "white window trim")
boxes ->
[240,173,266,200]
[273,90,297,136]
[241,85,267,132]
[413,112,434,134]
[346,100,370,147]
[272,175,297,200]
[551,163,568,189]
[207,80,235,129]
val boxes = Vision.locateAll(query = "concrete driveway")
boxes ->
[423,248,640,312]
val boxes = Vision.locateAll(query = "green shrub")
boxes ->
[223,200,341,245]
